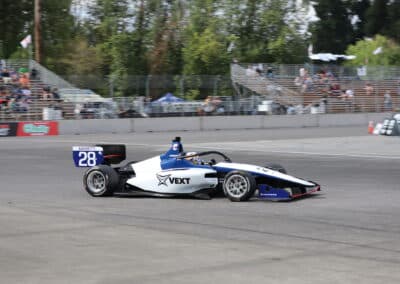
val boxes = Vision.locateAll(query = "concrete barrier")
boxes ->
[58,112,392,135]
[134,117,201,132]
[202,116,262,130]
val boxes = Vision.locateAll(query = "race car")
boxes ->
[72,137,320,201]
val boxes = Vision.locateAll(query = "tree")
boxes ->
[223,0,307,63]
[349,0,370,41]
[147,0,184,75]
[0,0,32,58]
[345,35,400,66]
[40,0,75,72]
[311,0,354,54]
[364,0,388,37]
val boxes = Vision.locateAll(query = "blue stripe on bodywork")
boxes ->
[258,184,291,200]
[160,157,212,170]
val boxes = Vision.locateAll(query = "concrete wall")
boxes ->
[58,112,392,135]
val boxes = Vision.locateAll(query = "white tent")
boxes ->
[308,44,356,62]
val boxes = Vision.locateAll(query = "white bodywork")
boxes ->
[127,156,218,193]
[215,162,316,187]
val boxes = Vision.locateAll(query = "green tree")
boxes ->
[365,0,388,37]
[345,35,400,66]
[349,0,370,41]
[311,0,353,54]
[223,0,307,63]
[148,0,184,75]
[40,0,75,72]
[0,0,32,59]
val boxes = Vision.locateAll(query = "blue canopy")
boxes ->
[153,93,184,104]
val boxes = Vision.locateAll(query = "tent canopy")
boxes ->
[152,93,184,104]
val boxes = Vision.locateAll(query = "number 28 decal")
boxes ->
[72,146,104,167]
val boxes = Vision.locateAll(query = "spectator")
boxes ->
[255,64,263,76]
[42,86,53,100]
[0,86,9,109]
[246,65,256,77]
[21,86,32,98]
[364,82,374,97]
[52,87,62,101]
[10,70,19,85]
[294,76,302,87]
[266,67,274,78]
[329,82,341,97]
[302,76,313,93]
[30,68,39,80]
[16,98,29,112]
[383,90,392,111]
[340,88,354,101]
[1,69,11,84]
[19,74,30,88]
[397,81,400,97]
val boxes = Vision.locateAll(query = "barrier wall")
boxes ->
[57,112,391,135]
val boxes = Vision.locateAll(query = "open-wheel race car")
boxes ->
[72,137,320,201]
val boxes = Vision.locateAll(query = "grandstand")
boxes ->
[231,63,400,114]
[1,59,399,121]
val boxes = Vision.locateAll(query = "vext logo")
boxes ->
[23,124,49,134]
[156,174,191,186]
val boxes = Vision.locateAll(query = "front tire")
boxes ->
[83,165,119,197]
[223,171,256,202]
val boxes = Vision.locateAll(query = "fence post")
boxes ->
[108,75,114,98]
[145,75,150,101]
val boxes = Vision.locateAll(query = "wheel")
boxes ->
[265,163,287,174]
[83,165,119,197]
[223,171,257,202]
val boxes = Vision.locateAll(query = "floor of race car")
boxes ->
[1,126,400,284]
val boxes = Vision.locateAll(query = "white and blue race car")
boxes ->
[73,137,320,201]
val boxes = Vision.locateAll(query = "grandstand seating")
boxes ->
[231,63,399,114]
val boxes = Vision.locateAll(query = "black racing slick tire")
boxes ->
[223,171,257,202]
[265,163,287,174]
[83,165,119,197]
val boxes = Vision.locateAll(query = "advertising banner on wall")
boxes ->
[16,121,59,136]
[0,122,18,137]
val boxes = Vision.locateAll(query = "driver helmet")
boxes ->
[185,152,200,164]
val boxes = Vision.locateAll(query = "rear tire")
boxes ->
[223,171,256,202]
[83,165,119,197]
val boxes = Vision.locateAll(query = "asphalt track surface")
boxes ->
[1,126,400,284]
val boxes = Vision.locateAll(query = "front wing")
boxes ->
[258,183,321,200]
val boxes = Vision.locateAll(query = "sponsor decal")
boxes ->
[156,173,191,186]
[0,123,18,137]
[257,167,271,173]
[17,121,58,136]
[0,125,10,136]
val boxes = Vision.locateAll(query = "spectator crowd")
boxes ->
[0,65,62,117]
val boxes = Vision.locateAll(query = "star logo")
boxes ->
[156,174,171,186]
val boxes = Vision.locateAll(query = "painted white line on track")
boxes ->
[1,138,399,160]
[183,145,400,160]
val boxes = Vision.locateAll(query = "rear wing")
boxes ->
[73,144,126,167]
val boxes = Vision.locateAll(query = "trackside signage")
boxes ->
[16,121,59,136]
[0,122,18,137]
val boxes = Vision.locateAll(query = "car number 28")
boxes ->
[78,151,97,166]
[72,146,104,167]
